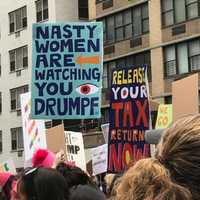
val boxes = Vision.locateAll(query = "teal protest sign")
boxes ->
[31,23,103,119]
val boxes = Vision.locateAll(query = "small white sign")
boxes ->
[21,92,47,161]
[92,144,108,175]
[65,131,86,171]
[0,159,16,174]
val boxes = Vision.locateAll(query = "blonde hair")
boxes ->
[116,158,191,200]
[156,114,200,200]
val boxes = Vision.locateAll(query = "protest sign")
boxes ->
[65,131,86,171]
[92,144,108,175]
[172,73,199,121]
[101,123,109,143]
[0,159,16,174]
[108,65,150,173]
[21,92,47,161]
[155,104,173,129]
[31,23,103,119]
[46,124,66,154]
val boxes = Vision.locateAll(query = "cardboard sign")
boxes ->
[172,73,199,121]
[108,65,150,173]
[21,92,47,161]
[31,23,103,119]
[101,123,109,143]
[0,159,16,174]
[92,144,108,175]
[46,124,66,154]
[155,104,173,129]
[65,131,86,171]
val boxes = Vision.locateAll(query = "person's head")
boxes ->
[32,149,56,168]
[69,185,106,200]
[17,167,69,200]
[104,173,122,198]
[0,172,17,200]
[156,114,200,200]
[116,158,192,200]
[56,162,93,188]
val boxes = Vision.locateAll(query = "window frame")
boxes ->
[10,85,28,111]
[161,0,200,28]
[36,0,49,23]
[164,38,200,78]
[101,3,149,45]
[11,127,24,151]
[9,6,27,34]
[9,45,28,72]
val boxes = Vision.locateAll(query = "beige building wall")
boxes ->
[89,0,96,20]
[149,0,164,102]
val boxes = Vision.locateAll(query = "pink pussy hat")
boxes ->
[0,172,12,188]
[32,149,56,168]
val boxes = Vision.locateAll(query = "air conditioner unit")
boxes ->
[15,31,20,38]
[16,70,21,76]
[17,150,23,157]
[17,110,21,116]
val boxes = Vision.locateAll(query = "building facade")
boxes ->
[0,0,88,169]
[94,0,200,123]
[53,0,200,153]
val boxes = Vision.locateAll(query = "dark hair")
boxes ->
[56,162,94,188]
[18,168,69,200]
[2,175,16,200]
[69,185,106,200]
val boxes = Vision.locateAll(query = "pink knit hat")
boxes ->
[32,149,56,168]
[0,172,12,188]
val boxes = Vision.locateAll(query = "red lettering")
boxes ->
[123,101,134,127]
[112,102,123,128]
[136,100,148,127]
[109,143,122,172]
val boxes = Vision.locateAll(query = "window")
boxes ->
[0,131,2,153]
[0,92,2,114]
[164,95,172,104]
[78,0,89,19]
[164,38,200,77]
[36,0,49,22]
[11,127,24,151]
[100,3,149,44]
[9,46,28,72]
[164,46,177,76]
[186,0,199,19]
[9,6,27,33]
[10,85,28,111]
[104,51,151,87]
[189,40,200,71]
[161,0,200,27]
[103,64,108,88]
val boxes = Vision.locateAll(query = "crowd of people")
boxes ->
[0,114,200,200]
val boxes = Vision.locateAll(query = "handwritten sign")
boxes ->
[92,144,108,175]
[155,104,173,129]
[65,131,86,171]
[21,92,47,161]
[108,66,150,173]
[31,23,103,119]
[0,159,16,174]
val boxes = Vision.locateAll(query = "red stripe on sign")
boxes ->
[28,120,36,134]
